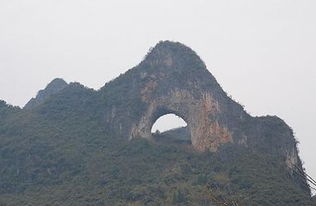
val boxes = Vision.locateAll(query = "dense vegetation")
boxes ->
[0,84,313,205]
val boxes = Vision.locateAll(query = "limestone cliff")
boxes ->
[98,41,308,191]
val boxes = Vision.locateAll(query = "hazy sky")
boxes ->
[0,0,315,192]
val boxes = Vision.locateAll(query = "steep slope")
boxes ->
[0,41,313,205]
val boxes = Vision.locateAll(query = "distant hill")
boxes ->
[153,126,191,145]
[24,78,68,109]
[0,41,314,205]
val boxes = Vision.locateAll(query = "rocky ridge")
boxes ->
[24,78,68,109]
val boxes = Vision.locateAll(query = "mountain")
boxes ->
[24,78,68,109]
[0,41,314,205]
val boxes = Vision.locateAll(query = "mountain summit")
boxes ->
[141,41,206,71]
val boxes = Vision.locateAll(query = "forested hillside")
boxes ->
[0,41,314,205]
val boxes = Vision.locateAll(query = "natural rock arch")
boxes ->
[133,97,191,141]
[103,41,248,152]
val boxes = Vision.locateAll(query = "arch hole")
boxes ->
[151,114,191,145]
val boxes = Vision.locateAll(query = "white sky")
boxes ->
[0,0,315,193]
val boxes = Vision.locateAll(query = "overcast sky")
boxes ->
[0,0,315,193]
